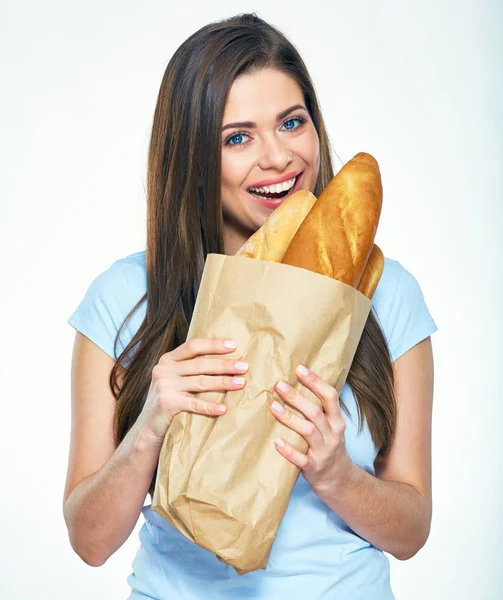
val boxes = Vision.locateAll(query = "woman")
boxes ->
[64,13,437,599]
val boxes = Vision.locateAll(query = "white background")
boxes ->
[1,0,502,598]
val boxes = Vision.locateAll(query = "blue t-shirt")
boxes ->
[67,250,438,600]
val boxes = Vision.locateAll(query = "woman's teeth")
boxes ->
[248,176,297,200]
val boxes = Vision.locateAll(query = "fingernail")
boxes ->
[277,380,289,393]
[232,376,245,385]
[216,404,227,413]
[297,364,309,376]
[271,401,284,413]
[275,437,285,448]
[224,340,237,349]
[235,361,249,371]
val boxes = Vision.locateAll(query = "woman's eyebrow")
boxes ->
[221,104,307,132]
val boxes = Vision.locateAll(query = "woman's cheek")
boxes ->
[294,134,319,188]
[223,152,251,187]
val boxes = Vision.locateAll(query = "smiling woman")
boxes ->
[220,70,320,242]
[64,11,437,600]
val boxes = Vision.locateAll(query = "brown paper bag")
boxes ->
[152,253,371,574]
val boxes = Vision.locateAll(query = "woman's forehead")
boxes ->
[222,69,304,124]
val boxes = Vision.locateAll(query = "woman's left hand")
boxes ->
[271,364,354,495]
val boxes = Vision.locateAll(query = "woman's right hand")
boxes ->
[136,338,248,445]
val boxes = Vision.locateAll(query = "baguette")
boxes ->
[235,190,317,262]
[235,152,385,299]
[281,152,383,289]
[357,244,384,299]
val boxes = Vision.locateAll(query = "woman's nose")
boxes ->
[257,136,293,171]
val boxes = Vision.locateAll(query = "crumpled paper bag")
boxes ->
[152,253,371,574]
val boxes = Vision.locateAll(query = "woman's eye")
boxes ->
[225,117,305,147]
[281,117,305,131]
[226,132,250,146]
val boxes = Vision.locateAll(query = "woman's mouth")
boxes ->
[247,173,303,208]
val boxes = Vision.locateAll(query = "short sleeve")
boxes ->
[387,265,438,362]
[67,262,129,360]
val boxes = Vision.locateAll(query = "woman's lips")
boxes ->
[247,173,304,209]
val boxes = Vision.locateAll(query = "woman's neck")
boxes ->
[223,218,255,256]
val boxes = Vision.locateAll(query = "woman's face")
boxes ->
[220,67,320,255]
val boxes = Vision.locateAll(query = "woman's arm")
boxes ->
[63,333,162,567]
[312,337,434,560]
[63,428,162,568]
[64,332,246,567]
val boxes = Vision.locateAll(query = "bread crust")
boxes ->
[234,152,384,299]
[235,190,317,262]
[357,244,384,299]
[281,153,383,288]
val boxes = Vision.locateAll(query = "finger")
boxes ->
[173,373,247,393]
[172,356,249,377]
[270,397,324,450]
[295,365,342,423]
[274,437,309,469]
[162,338,237,363]
[174,391,228,416]
[274,380,332,440]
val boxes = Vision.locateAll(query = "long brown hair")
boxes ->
[110,13,396,497]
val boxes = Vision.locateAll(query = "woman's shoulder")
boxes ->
[372,255,437,362]
[110,250,147,286]
[67,250,147,359]
[114,249,146,268]
[373,255,421,304]
[97,249,148,325]
[87,249,147,307]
